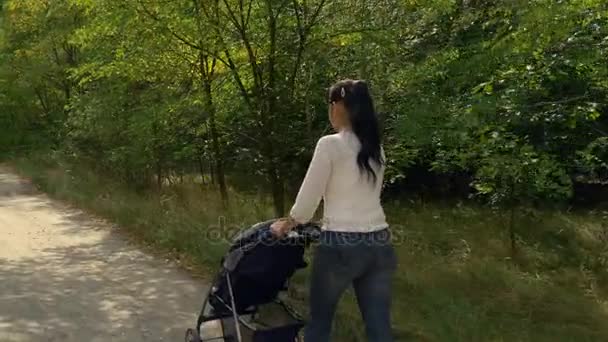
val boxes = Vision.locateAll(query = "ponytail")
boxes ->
[328,79,384,183]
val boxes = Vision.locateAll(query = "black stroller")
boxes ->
[185,219,320,342]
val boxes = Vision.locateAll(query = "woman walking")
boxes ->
[271,79,397,342]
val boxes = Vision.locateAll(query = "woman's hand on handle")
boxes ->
[270,217,297,238]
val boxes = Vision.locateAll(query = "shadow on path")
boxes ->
[0,167,207,342]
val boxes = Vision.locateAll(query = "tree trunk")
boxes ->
[508,179,517,257]
[156,160,162,190]
[198,51,228,205]
[198,154,206,185]
[203,80,228,205]
[269,166,285,216]
[209,156,216,185]
[509,205,517,256]
[264,9,283,216]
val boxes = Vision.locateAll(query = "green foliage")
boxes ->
[471,131,573,207]
[576,137,608,183]
[1,0,607,205]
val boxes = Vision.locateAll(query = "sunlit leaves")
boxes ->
[1,0,607,206]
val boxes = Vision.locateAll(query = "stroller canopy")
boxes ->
[209,219,320,313]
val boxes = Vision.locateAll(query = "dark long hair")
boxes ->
[328,79,384,183]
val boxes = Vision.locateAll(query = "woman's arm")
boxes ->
[289,136,333,223]
[271,136,332,237]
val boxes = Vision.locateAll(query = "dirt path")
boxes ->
[0,167,207,341]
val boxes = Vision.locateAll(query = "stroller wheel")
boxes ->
[185,328,201,342]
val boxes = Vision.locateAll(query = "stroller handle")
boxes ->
[230,219,321,249]
[259,222,321,241]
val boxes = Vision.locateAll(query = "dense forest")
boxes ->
[1,0,607,215]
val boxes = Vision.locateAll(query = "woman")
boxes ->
[271,79,397,342]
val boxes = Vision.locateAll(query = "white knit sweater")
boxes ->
[289,130,388,232]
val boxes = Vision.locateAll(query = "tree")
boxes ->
[1,0,607,213]
[471,131,572,254]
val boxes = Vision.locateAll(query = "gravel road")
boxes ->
[0,167,207,342]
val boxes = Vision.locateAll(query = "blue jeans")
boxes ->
[304,229,397,342]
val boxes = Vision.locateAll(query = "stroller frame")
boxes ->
[187,275,304,342]
[185,221,319,342]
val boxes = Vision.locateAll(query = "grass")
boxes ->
[9,152,608,342]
